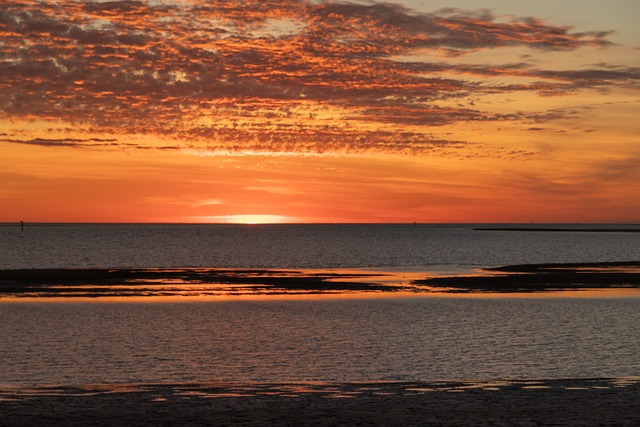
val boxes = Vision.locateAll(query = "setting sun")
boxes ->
[206,215,294,225]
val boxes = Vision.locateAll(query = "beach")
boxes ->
[2,378,639,426]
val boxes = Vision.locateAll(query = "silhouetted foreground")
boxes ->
[1,378,639,426]
[0,268,394,297]
[2,262,640,297]
[416,261,640,292]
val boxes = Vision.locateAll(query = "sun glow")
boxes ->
[227,215,293,224]
[193,214,294,224]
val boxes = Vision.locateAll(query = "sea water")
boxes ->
[0,223,639,386]
[1,297,639,386]
[1,223,639,270]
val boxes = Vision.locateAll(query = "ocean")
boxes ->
[1,223,639,387]
[1,223,639,270]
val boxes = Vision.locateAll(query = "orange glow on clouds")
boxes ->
[1,1,639,223]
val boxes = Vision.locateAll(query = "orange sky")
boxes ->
[1,0,639,223]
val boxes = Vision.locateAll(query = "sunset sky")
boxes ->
[2,0,639,223]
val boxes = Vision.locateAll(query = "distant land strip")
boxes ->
[474,227,640,232]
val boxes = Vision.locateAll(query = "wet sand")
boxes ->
[2,261,640,297]
[416,261,640,293]
[1,378,639,426]
[0,268,397,298]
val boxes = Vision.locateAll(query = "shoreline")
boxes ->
[416,261,640,293]
[2,378,639,426]
[2,261,640,298]
[0,268,400,298]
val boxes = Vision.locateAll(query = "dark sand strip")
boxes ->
[0,268,398,298]
[2,262,640,297]
[415,261,640,293]
[1,378,639,426]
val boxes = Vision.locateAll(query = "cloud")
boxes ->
[1,137,182,151]
[1,137,119,148]
[0,0,636,155]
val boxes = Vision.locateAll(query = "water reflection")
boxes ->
[5,287,640,304]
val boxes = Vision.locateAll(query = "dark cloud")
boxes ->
[0,0,635,154]
[1,137,182,151]
[177,126,471,156]
[2,137,120,148]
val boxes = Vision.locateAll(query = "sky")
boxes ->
[1,0,639,223]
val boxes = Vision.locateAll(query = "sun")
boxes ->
[185,214,295,224]
[223,214,292,224]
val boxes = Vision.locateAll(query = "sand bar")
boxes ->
[0,268,399,298]
[1,378,639,426]
[2,262,640,297]
[416,261,640,293]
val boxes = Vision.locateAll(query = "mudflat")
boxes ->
[1,378,639,426]
[2,261,640,298]
[417,261,640,292]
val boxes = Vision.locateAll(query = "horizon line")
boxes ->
[2,221,639,226]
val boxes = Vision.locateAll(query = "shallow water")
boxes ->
[1,223,639,272]
[1,297,638,387]
[2,223,639,387]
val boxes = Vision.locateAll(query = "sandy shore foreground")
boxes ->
[2,378,639,426]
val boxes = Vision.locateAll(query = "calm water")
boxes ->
[1,223,639,270]
[1,223,639,387]
[1,297,639,387]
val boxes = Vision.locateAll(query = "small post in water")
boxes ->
[20,221,24,231]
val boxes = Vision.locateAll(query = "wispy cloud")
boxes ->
[1,136,182,150]
[1,1,637,155]
[1,137,119,148]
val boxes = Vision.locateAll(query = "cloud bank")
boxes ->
[1,0,638,154]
